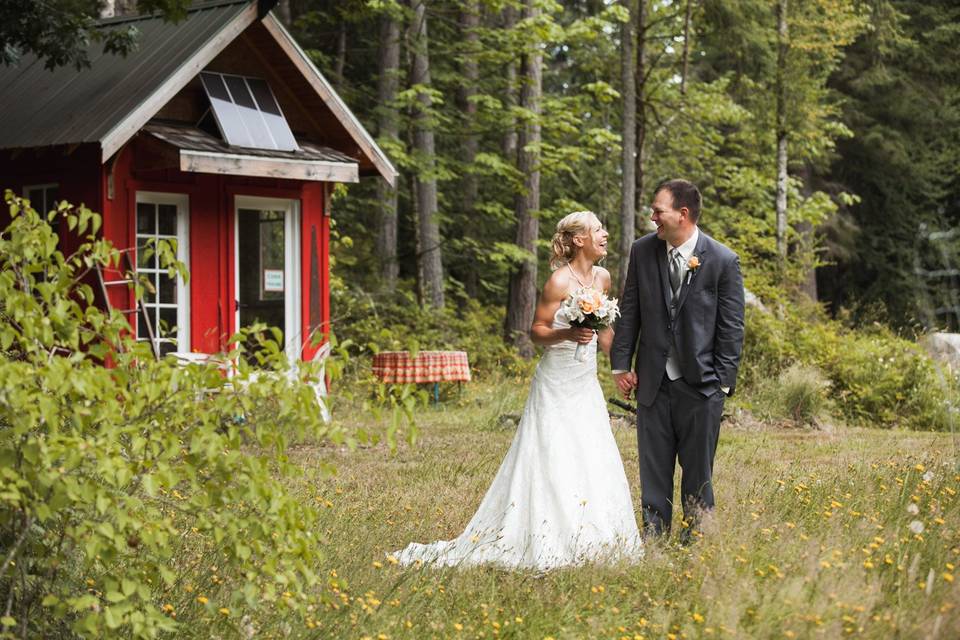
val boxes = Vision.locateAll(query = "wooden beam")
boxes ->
[259,14,398,187]
[179,149,359,182]
[99,3,259,163]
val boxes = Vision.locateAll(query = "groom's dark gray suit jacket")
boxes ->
[611,230,746,408]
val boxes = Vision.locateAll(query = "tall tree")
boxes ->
[618,0,637,291]
[824,0,960,328]
[775,0,788,259]
[501,4,519,160]
[408,0,444,308]
[634,0,648,217]
[376,8,402,292]
[504,0,543,358]
[458,0,481,298]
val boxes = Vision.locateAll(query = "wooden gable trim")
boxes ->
[180,149,359,182]
[259,14,399,187]
[99,2,259,164]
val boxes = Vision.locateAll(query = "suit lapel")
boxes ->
[675,231,709,316]
[656,240,672,315]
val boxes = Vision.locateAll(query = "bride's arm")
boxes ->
[530,272,592,346]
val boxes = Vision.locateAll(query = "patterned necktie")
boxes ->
[669,248,683,295]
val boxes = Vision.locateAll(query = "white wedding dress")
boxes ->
[394,309,643,570]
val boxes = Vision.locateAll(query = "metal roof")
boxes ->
[143,121,357,164]
[0,1,252,151]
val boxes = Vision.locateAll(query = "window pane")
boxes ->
[158,274,176,304]
[137,306,151,340]
[137,238,155,269]
[158,307,178,337]
[143,275,157,304]
[159,341,177,357]
[46,186,58,210]
[158,204,177,235]
[137,203,155,234]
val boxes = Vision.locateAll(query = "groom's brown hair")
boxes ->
[655,179,702,223]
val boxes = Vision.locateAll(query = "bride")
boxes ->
[394,211,643,570]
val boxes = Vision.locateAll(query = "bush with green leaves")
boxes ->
[329,277,527,382]
[0,192,353,637]
[740,303,956,431]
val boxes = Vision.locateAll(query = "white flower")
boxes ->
[909,520,925,535]
[907,503,920,515]
[922,470,934,483]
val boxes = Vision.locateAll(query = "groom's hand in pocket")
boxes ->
[614,371,638,399]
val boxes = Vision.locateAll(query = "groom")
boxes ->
[612,179,745,541]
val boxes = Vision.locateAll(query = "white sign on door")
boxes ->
[263,269,284,292]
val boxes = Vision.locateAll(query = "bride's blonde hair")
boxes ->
[550,210,597,270]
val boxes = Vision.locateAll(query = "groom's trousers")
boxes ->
[636,373,725,535]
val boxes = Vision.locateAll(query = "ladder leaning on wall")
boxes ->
[94,247,159,360]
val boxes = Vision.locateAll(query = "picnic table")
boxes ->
[371,350,471,403]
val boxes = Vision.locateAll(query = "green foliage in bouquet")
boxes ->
[0,192,360,638]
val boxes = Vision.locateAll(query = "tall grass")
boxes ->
[166,375,960,639]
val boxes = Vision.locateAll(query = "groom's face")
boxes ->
[651,189,688,246]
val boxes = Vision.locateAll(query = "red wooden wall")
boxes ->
[1,140,330,361]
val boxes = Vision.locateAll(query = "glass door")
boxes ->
[234,197,300,361]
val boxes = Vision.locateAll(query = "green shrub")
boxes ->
[0,192,370,637]
[778,363,830,425]
[741,303,957,431]
[330,278,527,382]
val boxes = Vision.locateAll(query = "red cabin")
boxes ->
[0,0,396,362]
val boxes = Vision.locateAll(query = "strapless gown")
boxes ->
[393,309,643,570]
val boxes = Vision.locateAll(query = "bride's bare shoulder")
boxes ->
[542,267,573,300]
[595,266,613,291]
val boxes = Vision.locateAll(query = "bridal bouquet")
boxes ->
[559,287,620,362]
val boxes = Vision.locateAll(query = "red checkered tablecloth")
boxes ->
[372,351,471,384]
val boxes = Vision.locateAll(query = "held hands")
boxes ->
[569,327,595,344]
[613,371,638,400]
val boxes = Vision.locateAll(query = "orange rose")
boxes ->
[580,300,596,313]
[687,255,700,270]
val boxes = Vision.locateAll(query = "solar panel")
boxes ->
[199,71,299,152]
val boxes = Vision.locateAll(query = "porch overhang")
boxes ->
[180,150,358,182]
[139,121,359,182]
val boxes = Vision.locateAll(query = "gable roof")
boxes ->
[0,0,397,186]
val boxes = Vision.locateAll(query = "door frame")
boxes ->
[233,195,301,362]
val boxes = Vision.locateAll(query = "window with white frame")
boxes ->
[24,183,59,213]
[135,193,190,356]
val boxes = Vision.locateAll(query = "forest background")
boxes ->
[278,0,960,349]
[3,1,960,637]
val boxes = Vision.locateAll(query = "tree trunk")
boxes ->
[681,0,693,96]
[409,0,445,308]
[775,0,788,259]
[634,0,648,217]
[797,163,818,300]
[501,5,519,160]
[277,0,292,26]
[459,0,481,298]
[504,0,542,358]
[618,0,637,292]
[334,21,348,88]
[376,14,401,292]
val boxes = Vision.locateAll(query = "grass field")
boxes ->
[240,371,960,640]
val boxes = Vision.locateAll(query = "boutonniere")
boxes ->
[686,255,701,285]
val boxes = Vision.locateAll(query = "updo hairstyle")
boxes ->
[550,210,597,270]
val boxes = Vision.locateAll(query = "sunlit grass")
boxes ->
[172,373,960,639]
